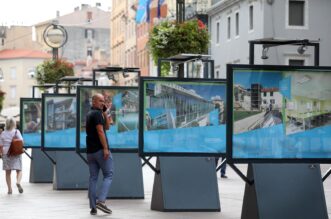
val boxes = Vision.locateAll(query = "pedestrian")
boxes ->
[216,156,227,178]
[86,93,114,215]
[0,117,24,194]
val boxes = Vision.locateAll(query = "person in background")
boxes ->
[0,118,24,194]
[86,93,114,215]
[216,156,227,178]
[0,126,3,159]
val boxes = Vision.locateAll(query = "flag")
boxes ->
[146,0,151,22]
[136,0,153,23]
[136,0,148,23]
[157,0,165,18]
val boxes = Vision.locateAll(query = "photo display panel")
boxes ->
[20,98,42,148]
[42,94,77,150]
[77,86,139,152]
[140,77,227,156]
[227,64,331,162]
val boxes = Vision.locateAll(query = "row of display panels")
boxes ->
[21,79,226,156]
[20,65,331,163]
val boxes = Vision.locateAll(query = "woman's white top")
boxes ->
[0,129,23,155]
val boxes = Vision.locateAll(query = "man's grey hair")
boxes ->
[5,117,16,131]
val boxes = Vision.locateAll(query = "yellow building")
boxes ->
[0,49,51,109]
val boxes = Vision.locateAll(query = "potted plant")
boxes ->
[36,59,74,85]
[149,19,209,76]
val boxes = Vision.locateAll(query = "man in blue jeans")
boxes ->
[86,93,114,215]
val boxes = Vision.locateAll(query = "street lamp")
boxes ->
[0,68,4,82]
[43,22,68,60]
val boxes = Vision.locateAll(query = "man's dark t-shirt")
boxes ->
[86,108,109,153]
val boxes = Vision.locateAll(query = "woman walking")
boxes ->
[0,117,24,194]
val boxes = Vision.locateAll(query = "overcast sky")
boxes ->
[0,0,111,26]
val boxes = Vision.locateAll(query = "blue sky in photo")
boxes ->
[147,108,173,119]
[146,82,226,102]
[181,84,226,101]
[234,70,283,89]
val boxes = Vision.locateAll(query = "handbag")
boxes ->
[7,130,24,156]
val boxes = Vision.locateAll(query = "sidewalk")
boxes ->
[0,152,330,219]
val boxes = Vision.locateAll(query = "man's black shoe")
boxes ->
[221,175,228,178]
[90,208,97,215]
[96,202,112,214]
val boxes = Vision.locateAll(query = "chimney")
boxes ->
[56,11,60,18]
[74,6,79,11]
[81,4,88,10]
[96,2,101,7]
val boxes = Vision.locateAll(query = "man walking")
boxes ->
[86,93,114,215]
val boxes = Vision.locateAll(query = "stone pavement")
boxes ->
[0,153,330,219]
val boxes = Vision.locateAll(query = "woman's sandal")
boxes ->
[16,183,23,193]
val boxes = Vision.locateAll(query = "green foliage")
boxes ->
[149,19,209,65]
[36,59,74,86]
[160,62,171,77]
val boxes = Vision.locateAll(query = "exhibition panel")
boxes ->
[227,64,331,162]
[20,98,42,148]
[76,86,139,152]
[139,77,227,156]
[42,94,77,150]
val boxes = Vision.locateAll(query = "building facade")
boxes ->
[34,4,111,77]
[110,0,127,67]
[208,0,331,78]
[0,26,41,51]
[0,49,51,108]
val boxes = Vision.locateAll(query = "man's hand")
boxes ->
[109,116,114,125]
[103,148,110,160]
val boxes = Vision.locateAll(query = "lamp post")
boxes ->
[43,22,68,60]
[0,68,4,113]
[0,68,4,82]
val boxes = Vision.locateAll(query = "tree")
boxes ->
[36,59,74,85]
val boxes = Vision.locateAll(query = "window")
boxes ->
[270,99,275,104]
[216,22,220,44]
[263,100,267,104]
[10,86,16,98]
[264,92,267,97]
[249,5,254,30]
[216,70,219,78]
[85,29,94,39]
[289,59,305,66]
[235,12,239,36]
[289,0,305,26]
[27,67,35,78]
[270,91,274,96]
[227,16,231,39]
[87,47,92,56]
[10,67,16,79]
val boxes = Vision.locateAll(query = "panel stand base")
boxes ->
[29,149,54,183]
[151,157,220,211]
[102,152,144,199]
[242,163,328,219]
[53,151,89,190]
